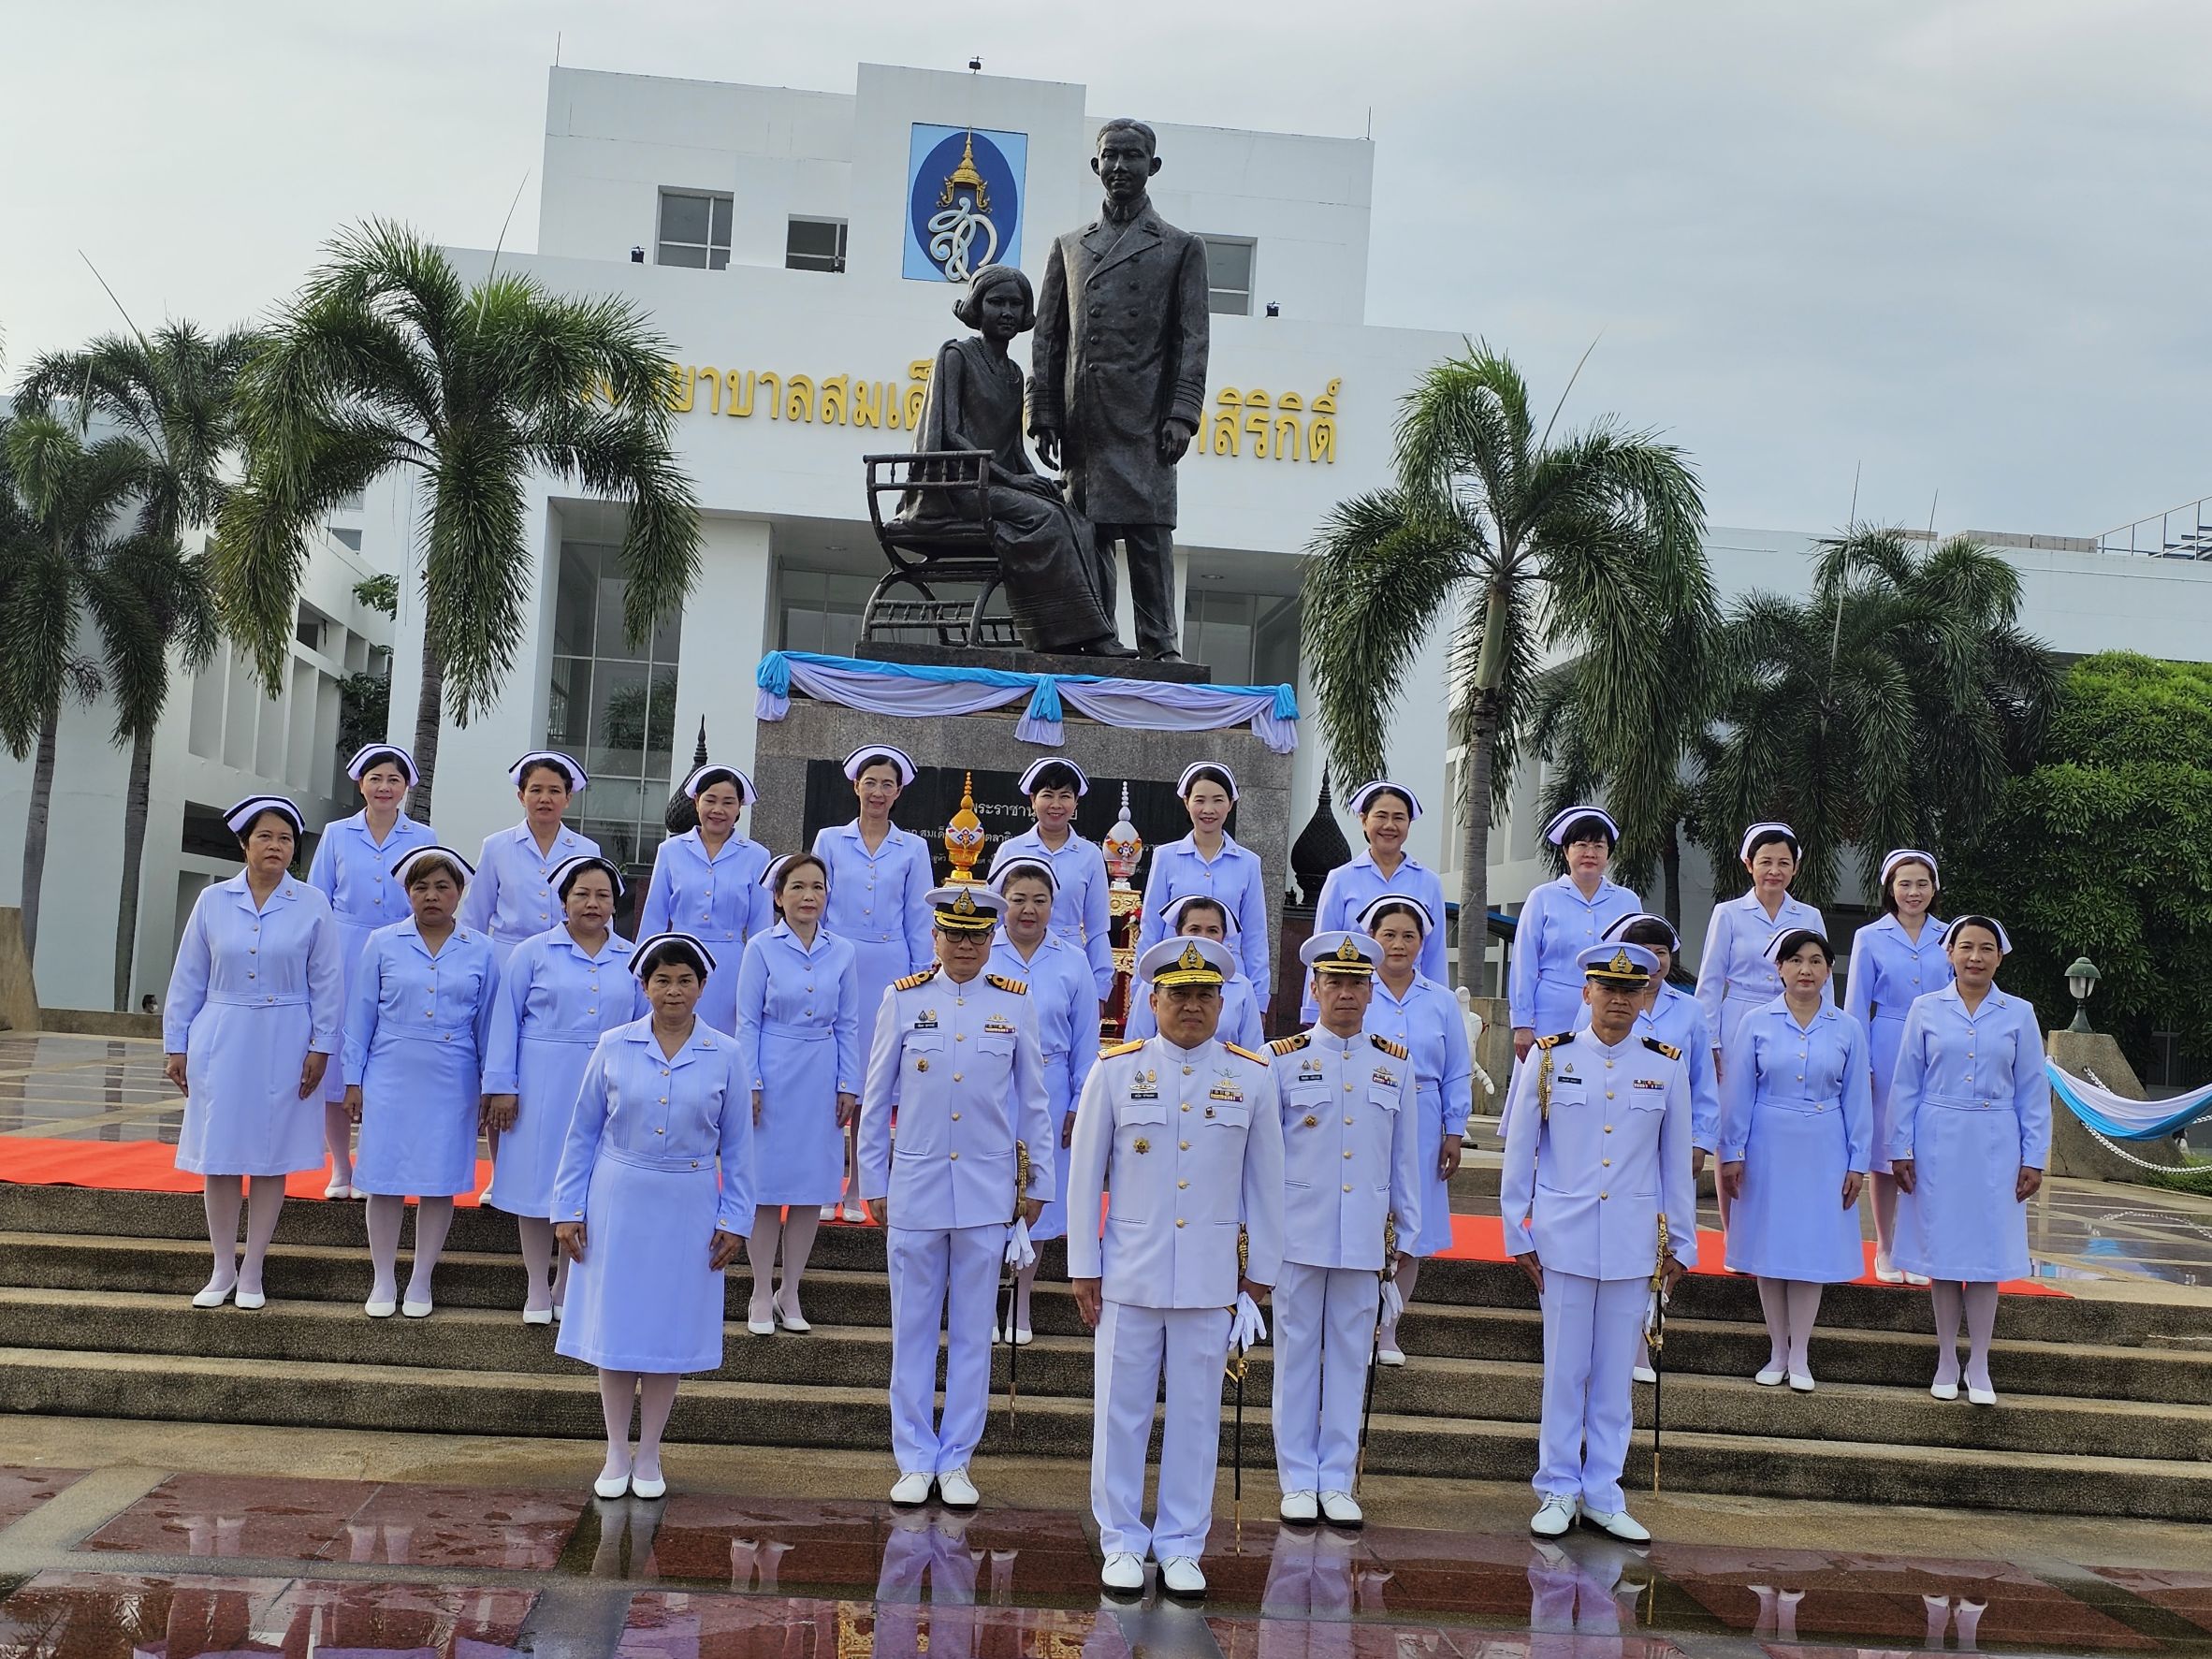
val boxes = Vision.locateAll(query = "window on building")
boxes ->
[1201,237,1256,316]
[1183,587,1299,686]
[333,489,365,512]
[295,605,327,652]
[779,568,875,657]
[546,540,685,872]
[786,218,849,274]
[657,190,733,270]
[328,527,362,552]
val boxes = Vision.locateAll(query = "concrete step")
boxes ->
[5,1343,2211,1521]
[7,1287,2208,1464]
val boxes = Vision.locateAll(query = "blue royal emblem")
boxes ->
[904,124,1027,284]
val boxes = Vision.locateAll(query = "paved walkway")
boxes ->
[4,1417,2212,1657]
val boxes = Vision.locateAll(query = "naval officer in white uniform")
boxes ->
[861,883,1055,1510]
[1069,935,1284,1600]
[1500,942,1696,1544]
[1268,931,1422,1529]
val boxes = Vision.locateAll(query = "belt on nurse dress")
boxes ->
[1922,1090,2004,1112]
[761,1019,831,1042]
[518,1024,604,1045]
[206,990,309,1008]
[599,1142,717,1174]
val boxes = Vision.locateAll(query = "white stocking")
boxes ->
[200,1176,242,1296]
[405,1197,455,1305]
[517,1216,556,1314]
[748,1205,782,1322]
[238,1177,286,1298]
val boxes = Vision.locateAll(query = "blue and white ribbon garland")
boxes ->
[754,651,1300,754]
[2045,1058,2212,1141]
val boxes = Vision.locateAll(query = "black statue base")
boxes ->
[855,640,1213,684]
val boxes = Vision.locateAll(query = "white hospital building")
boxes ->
[7,61,2212,1014]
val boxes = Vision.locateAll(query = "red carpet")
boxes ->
[0,1138,2062,1295]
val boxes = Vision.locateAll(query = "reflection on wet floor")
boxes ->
[8,1468,2212,1656]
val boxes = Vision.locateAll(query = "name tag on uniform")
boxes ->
[1298,1060,1326,1080]
[913,1011,939,1030]
[1634,1078,1666,1090]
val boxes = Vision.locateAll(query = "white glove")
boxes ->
[1228,1291,1267,1356]
[1643,1284,1667,1344]
[1003,1215,1036,1271]
[1380,1278,1404,1323]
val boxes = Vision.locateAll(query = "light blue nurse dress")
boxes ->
[1843,914,1954,1173]
[1886,984,2050,1283]
[1362,971,1473,1258]
[990,826,1115,997]
[812,819,935,1063]
[1508,874,1642,1037]
[456,822,602,967]
[304,809,438,1104]
[481,926,646,1218]
[343,921,501,1198]
[1694,890,1827,1055]
[986,929,1099,1242]
[554,1018,755,1374]
[1135,833,1272,1006]
[636,828,775,1033]
[1304,851,1449,1018]
[164,872,345,1176]
[1719,997,1872,1282]
[730,920,860,1207]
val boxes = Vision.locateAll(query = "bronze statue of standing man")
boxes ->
[1029,119,1210,663]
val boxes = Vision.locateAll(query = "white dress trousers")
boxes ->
[1090,1299,1231,1561]
[1270,1260,1380,1494]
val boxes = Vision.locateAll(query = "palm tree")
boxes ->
[1301,342,1710,994]
[1690,525,2059,907]
[16,325,244,1007]
[217,220,701,818]
[0,414,160,962]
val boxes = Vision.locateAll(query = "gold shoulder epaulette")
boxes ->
[1227,1041,1269,1064]
[893,966,939,991]
[1099,1038,1145,1058]
[985,973,1028,995]
[1268,1033,1311,1056]
[1642,1036,1682,1061]
[1369,1033,1411,1061]
[1534,1031,1573,1050]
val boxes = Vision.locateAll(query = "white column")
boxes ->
[671,517,776,779]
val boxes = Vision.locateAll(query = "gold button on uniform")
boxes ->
[1175,1218,1186,1228]
[951,1112,961,1120]
[1602,1157,1611,1167]
[1600,1191,1609,1200]
[1344,1116,1354,1126]
[950,1152,959,1161]
[1177,1179,1188,1189]
[1343,1183,1353,1192]
[1180,1140,1190,1150]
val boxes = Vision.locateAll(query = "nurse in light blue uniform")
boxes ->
[637,762,774,1033]
[1844,849,1952,1284]
[1694,822,1827,1063]
[1357,895,1472,1369]
[1135,763,1272,1008]
[1302,780,1448,1019]
[1508,807,1643,1069]
[861,884,1054,1511]
[554,931,753,1501]
[815,743,936,1221]
[163,794,345,1310]
[1887,916,2049,1405]
[481,854,644,1323]
[985,856,1099,1342]
[731,851,859,1334]
[344,846,500,1320]
[1269,931,1421,1530]
[987,757,1115,998]
[305,744,438,1197]
[1500,943,1695,1545]
[1125,895,1265,1050]
[457,751,601,967]
[1718,927,1871,1392]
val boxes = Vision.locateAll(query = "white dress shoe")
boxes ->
[364,1298,397,1318]
[840,1199,867,1223]
[630,1473,667,1500]
[401,1298,433,1318]
[1581,1506,1652,1543]
[748,1315,777,1336]
[1377,1346,1407,1368]
[1100,1551,1145,1593]
[325,1180,353,1201]
[523,1307,554,1327]
[820,1205,839,1223]
[553,1302,564,1322]
[1754,1365,1786,1387]
[1529,1494,1577,1537]
[1318,1490,1363,1528]
[1904,1272,1931,1286]
[775,1307,811,1333]
[1788,1372,1815,1393]
[192,1283,236,1310]
[1872,1258,1904,1285]
[936,1467,979,1508]
[1632,1364,1658,1384]
[233,1289,267,1311]
[1013,1327,1034,1346]
[1278,1489,1318,1523]
[592,1472,631,1500]
[1967,1384,1998,1406]
[1158,1556,1207,1597]
[1930,1379,1960,1402]
[889,1471,934,1506]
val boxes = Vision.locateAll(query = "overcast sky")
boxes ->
[5,0,2207,539]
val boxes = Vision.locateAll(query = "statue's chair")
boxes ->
[860,451,1017,648]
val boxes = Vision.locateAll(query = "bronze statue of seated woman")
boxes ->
[900,265,1133,657]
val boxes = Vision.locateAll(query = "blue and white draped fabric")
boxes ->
[753,650,1299,754]
[2046,1062,2212,1141]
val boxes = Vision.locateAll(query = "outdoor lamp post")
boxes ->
[2065,955,2101,1034]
